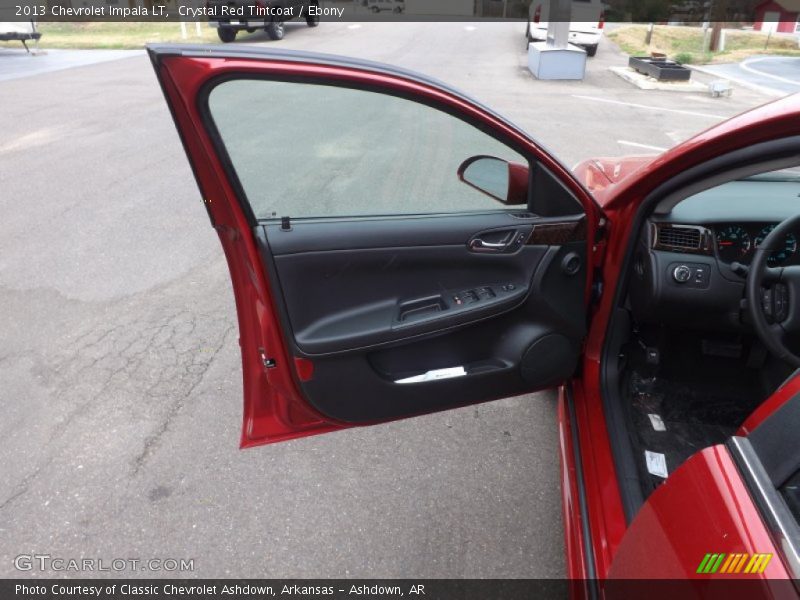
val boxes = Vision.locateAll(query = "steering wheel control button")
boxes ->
[673,265,692,283]
[761,283,789,323]
[775,284,789,322]
[762,288,774,319]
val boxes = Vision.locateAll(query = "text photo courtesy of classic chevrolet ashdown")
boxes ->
[1,1,800,598]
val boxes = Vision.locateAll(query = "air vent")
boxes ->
[657,226,702,250]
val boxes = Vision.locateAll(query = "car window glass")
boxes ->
[207,78,527,220]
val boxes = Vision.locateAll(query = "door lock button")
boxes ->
[450,285,505,309]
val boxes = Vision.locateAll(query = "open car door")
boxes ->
[149,45,602,448]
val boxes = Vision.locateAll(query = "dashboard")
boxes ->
[630,176,800,331]
[654,221,800,268]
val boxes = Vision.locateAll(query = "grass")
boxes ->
[0,22,220,50]
[608,24,800,64]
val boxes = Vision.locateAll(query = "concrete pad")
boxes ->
[610,66,710,93]
[0,47,143,82]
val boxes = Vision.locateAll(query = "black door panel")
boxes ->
[304,325,576,423]
[268,243,542,355]
[258,213,587,423]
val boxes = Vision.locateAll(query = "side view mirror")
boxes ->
[457,155,529,205]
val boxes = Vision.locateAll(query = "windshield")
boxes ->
[746,168,800,183]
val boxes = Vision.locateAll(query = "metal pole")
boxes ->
[546,0,571,49]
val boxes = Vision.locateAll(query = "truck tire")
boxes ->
[266,20,285,40]
[586,44,598,57]
[217,27,237,43]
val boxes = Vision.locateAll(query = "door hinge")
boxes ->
[259,348,277,369]
[201,198,217,228]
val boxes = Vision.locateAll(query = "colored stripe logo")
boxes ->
[696,553,772,574]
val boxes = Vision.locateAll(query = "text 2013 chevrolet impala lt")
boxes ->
[148,45,800,591]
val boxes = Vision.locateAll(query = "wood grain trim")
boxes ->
[528,218,587,245]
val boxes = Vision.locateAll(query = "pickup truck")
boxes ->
[525,0,605,57]
[208,0,320,42]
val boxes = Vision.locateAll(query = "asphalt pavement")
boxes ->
[0,47,142,82]
[0,22,782,578]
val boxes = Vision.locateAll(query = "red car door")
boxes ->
[149,45,604,448]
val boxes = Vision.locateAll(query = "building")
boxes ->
[404,0,474,16]
[754,0,800,34]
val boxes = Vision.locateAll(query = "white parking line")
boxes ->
[572,95,727,120]
[741,57,800,88]
[617,140,668,152]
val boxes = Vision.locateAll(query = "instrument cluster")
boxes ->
[714,223,798,267]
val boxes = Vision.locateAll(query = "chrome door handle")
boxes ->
[468,227,532,254]
[469,239,509,251]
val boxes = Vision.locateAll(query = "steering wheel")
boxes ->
[747,213,800,368]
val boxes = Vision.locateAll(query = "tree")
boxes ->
[708,0,730,52]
